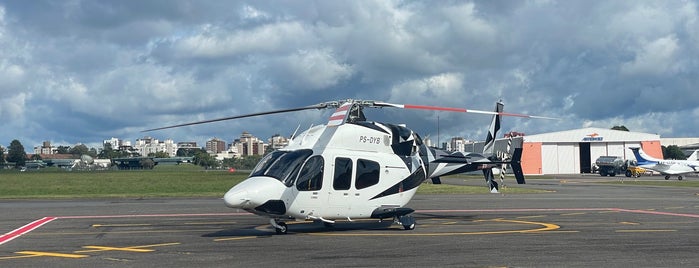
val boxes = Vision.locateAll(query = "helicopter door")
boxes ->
[292,155,325,217]
[327,157,354,216]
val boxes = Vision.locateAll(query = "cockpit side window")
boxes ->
[333,157,353,190]
[250,151,284,177]
[296,155,324,191]
[250,149,313,184]
[355,159,380,189]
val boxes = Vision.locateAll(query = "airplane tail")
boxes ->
[629,147,660,165]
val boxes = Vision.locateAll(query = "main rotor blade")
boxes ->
[372,102,557,120]
[143,103,330,132]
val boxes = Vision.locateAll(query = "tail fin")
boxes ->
[482,101,503,156]
[687,150,698,161]
[630,147,660,165]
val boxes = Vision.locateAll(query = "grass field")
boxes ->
[0,164,543,199]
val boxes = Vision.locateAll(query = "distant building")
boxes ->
[33,141,55,155]
[134,137,177,157]
[177,142,198,149]
[232,132,266,156]
[268,134,289,151]
[103,137,120,150]
[449,137,469,152]
[519,128,662,175]
[206,138,226,154]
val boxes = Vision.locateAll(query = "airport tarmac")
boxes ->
[1,174,698,267]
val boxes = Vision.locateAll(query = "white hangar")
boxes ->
[518,127,662,175]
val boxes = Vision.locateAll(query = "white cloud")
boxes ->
[2,1,699,149]
[621,35,680,76]
[388,72,464,104]
[0,92,27,119]
[273,49,353,90]
[171,21,314,59]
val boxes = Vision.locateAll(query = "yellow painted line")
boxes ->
[560,212,586,216]
[0,254,38,260]
[664,206,685,210]
[184,221,237,225]
[214,236,259,242]
[442,221,458,225]
[308,218,560,236]
[616,230,676,233]
[15,251,88,259]
[80,246,153,253]
[75,242,180,253]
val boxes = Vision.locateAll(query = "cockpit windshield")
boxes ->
[250,149,313,186]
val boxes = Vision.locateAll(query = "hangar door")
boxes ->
[541,144,577,174]
[579,143,591,173]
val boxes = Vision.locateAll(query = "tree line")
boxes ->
[1,139,265,170]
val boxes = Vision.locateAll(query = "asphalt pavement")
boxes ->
[1,174,698,267]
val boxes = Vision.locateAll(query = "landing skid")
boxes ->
[269,213,417,234]
[270,219,288,235]
[395,215,416,230]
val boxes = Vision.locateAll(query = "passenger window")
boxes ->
[355,159,380,189]
[296,156,324,191]
[333,157,352,190]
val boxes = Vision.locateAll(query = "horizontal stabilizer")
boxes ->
[431,154,473,164]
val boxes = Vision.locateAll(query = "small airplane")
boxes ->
[630,147,699,180]
[146,99,553,234]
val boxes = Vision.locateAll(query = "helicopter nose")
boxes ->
[222,176,286,209]
[223,189,250,208]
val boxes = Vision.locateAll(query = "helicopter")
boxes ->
[145,99,554,234]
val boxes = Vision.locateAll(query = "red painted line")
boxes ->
[416,208,614,213]
[57,212,252,219]
[0,217,57,246]
[613,208,699,218]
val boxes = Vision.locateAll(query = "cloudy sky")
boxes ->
[1,0,698,151]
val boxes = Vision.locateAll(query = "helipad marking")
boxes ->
[15,251,88,259]
[75,242,180,253]
[80,246,154,253]
[307,218,560,236]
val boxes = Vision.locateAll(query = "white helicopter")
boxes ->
[146,99,553,234]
